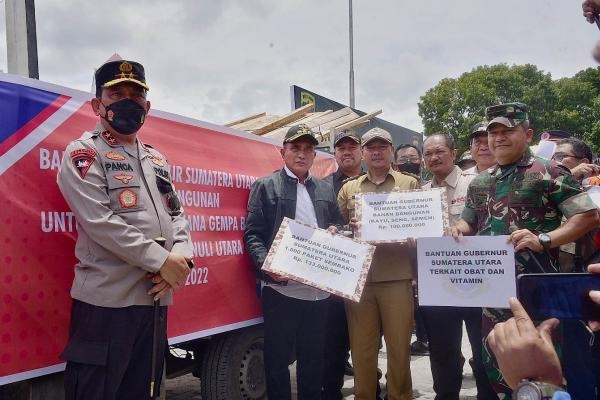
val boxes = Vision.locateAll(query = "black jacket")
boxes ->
[244,168,344,283]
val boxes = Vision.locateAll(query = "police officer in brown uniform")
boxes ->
[57,59,192,400]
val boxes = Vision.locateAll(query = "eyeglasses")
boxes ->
[551,153,582,162]
[396,156,421,164]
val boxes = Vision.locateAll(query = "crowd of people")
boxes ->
[244,102,600,400]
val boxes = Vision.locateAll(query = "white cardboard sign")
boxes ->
[262,218,375,302]
[355,188,449,243]
[417,235,516,308]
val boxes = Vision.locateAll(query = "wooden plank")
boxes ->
[253,103,315,135]
[234,115,280,131]
[319,114,360,131]
[225,112,266,128]
[293,110,333,126]
[335,110,382,131]
[261,113,329,141]
[263,108,360,143]
[307,108,354,125]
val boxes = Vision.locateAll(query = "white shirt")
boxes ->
[264,167,330,301]
[423,165,476,226]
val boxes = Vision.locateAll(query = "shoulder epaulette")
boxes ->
[80,130,100,141]
[342,172,365,184]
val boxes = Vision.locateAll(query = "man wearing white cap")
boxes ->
[338,127,419,400]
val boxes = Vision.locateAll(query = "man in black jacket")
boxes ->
[244,124,344,400]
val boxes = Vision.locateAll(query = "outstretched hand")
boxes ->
[487,297,563,389]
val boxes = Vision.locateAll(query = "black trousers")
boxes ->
[413,285,428,343]
[262,287,329,400]
[561,320,596,399]
[322,295,350,400]
[61,300,167,400]
[422,306,496,400]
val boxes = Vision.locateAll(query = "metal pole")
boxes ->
[349,0,355,108]
[5,0,39,78]
[150,237,167,399]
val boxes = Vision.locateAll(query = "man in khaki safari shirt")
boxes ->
[337,127,419,400]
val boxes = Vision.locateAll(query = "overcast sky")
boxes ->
[1,1,598,132]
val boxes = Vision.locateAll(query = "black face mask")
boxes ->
[101,98,146,135]
[398,162,421,176]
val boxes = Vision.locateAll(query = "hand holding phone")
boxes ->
[517,273,600,320]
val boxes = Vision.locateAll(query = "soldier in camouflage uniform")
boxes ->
[450,103,599,396]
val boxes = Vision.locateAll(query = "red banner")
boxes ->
[0,74,335,384]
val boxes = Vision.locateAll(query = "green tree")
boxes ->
[418,64,600,155]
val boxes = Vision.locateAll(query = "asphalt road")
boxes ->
[165,331,479,399]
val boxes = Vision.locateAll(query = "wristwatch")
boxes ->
[514,380,567,400]
[538,233,552,250]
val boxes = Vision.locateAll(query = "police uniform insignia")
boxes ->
[150,155,164,167]
[101,131,120,146]
[119,61,133,73]
[118,189,138,208]
[541,132,550,140]
[113,174,134,184]
[70,148,96,179]
[106,151,125,161]
[116,61,135,80]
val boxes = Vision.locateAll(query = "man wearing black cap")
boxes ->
[325,128,363,194]
[540,129,572,142]
[244,124,344,400]
[322,128,363,400]
[464,121,496,174]
[57,59,192,399]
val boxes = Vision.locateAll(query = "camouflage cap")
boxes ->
[283,124,319,145]
[334,129,361,147]
[470,121,488,139]
[485,102,529,129]
[361,127,393,147]
[458,150,473,163]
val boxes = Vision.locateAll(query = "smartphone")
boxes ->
[517,273,600,320]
